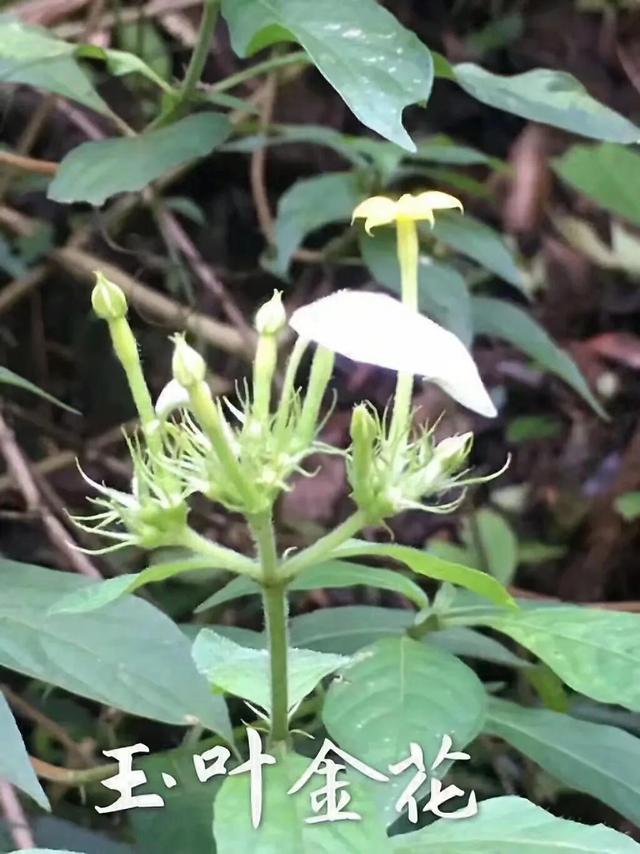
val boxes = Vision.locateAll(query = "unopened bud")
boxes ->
[350,403,377,447]
[255,291,286,335]
[172,336,206,388]
[434,432,473,472]
[91,272,127,320]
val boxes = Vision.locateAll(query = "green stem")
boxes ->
[389,218,419,446]
[281,509,367,580]
[298,345,335,445]
[179,526,261,579]
[211,51,310,94]
[179,0,220,106]
[108,318,160,453]
[274,336,307,435]
[148,0,219,129]
[189,381,257,509]
[251,513,290,746]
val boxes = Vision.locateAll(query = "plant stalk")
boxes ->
[389,217,419,446]
[281,509,367,580]
[252,513,290,746]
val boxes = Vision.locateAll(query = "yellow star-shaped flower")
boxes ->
[352,191,463,234]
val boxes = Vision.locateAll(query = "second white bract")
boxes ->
[289,290,497,418]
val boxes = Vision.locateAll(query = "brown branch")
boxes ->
[250,68,278,241]
[0,779,35,850]
[2,685,93,767]
[0,410,101,578]
[31,756,114,786]
[55,246,249,356]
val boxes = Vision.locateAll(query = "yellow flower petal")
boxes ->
[415,190,464,212]
[351,196,399,234]
[352,190,464,234]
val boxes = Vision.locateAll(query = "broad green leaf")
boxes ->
[192,629,347,713]
[488,607,640,711]
[12,851,85,853]
[472,296,606,417]
[414,134,498,166]
[273,172,360,274]
[431,212,523,290]
[486,698,640,826]
[358,228,473,346]
[222,124,369,167]
[289,606,413,655]
[132,746,220,854]
[615,491,640,521]
[196,560,429,613]
[332,540,516,608]
[115,20,172,83]
[0,18,108,113]
[221,0,433,150]
[452,64,640,144]
[0,559,232,741]
[51,557,231,615]
[214,750,388,852]
[323,636,486,823]
[0,366,80,414]
[0,692,49,810]
[213,607,526,668]
[48,113,230,205]
[391,795,640,852]
[467,508,518,586]
[434,626,528,668]
[32,815,134,853]
[554,143,640,228]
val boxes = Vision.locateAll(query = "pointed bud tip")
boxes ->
[91,272,127,321]
[171,335,206,387]
[255,291,286,335]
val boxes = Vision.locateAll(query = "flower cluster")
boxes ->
[81,189,502,552]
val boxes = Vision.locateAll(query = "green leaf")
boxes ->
[0,366,80,414]
[467,508,518,586]
[431,212,523,290]
[414,134,498,166]
[358,228,472,346]
[486,698,640,826]
[507,414,563,443]
[615,491,640,521]
[192,629,347,713]
[0,233,28,277]
[434,626,528,668]
[196,560,429,613]
[488,606,640,711]
[472,296,606,417]
[51,557,231,615]
[115,21,172,83]
[289,605,413,655]
[77,43,173,93]
[132,745,221,854]
[222,124,369,167]
[554,143,640,228]
[452,64,640,144]
[221,0,434,150]
[332,540,516,608]
[323,636,486,823]
[214,750,388,852]
[0,692,49,810]
[48,113,231,206]
[0,559,232,741]
[273,172,360,274]
[390,795,640,852]
[13,850,86,854]
[0,17,108,113]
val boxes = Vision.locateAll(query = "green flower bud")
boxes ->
[434,432,473,473]
[172,335,206,388]
[348,403,380,517]
[255,291,286,335]
[91,272,128,320]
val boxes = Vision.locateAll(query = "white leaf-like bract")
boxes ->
[155,378,190,418]
[290,290,496,418]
